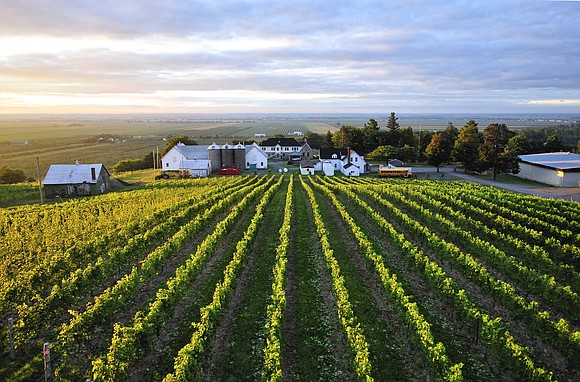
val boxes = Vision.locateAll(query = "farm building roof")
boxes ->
[518,152,580,171]
[173,144,209,159]
[319,148,350,159]
[179,159,211,170]
[259,137,301,147]
[43,163,108,185]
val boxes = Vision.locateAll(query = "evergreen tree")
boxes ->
[398,126,415,147]
[386,112,400,146]
[444,122,459,147]
[452,120,481,172]
[425,132,450,172]
[322,130,334,148]
[479,123,518,179]
[362,118,380,151]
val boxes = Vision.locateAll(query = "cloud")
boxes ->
[0,0,579,113]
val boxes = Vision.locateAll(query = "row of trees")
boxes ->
[304,113,580,180]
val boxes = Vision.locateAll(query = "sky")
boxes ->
[0,0,579,115]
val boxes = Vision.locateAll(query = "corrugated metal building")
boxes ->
[516,152,580,187]
[43,163,110,198]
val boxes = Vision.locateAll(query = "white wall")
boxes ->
[162,146,187,171]
[515,163,574,187]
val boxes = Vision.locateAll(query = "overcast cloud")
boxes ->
[0,0,579,114]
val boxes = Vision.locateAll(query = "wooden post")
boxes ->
[153,149,156,181]
[36,157,44,204]
[8,317,14,359]
[43,342,51,382]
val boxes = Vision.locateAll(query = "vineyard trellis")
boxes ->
[1,175,579,381]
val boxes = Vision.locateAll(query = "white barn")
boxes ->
[179,159,211,177]
[162,143,209,171]
[245,142,268,170]
[516,152,580,187]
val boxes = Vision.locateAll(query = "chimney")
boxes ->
[347,147,351,164]
[91,167,96,181]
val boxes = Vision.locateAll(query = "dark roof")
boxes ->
[319,148,348,159]
[259,137,301,147]
[300,160,315,168]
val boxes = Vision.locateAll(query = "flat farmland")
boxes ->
[0,175,578,381]
[0,117,340,178]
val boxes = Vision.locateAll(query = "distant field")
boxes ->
[0,114,574,178]
[0,118,341,178]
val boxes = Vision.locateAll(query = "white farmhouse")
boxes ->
[319,148,367,176]
[515,152,580,187]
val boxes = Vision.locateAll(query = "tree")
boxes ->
[112,151,155,173]
[444,122,459,148]
[332,125,364,151]
[304,132,324,149]
[0,167,27,184]
[322,131,334,148]
[398,127,415,147]
[479,123,518,179]
[398,144,418,163]
[362,118,380,152]
[366,145,399,163]
[544,135,563,152]
[161,135,198,157]
[452,121,481,172]
[386,112,400,146]
[425,133,450,172]
[576,139,580,154]
[505,134,532,156]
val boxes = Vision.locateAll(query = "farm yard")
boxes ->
[0,175,579,381]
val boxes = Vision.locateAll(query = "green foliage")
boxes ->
[112,151,155,173]
[385,112,400,146]
[304,131,324,148]
[478,124,518,179]
[544,135,563,152]
[452,121,481,171]
[0,166,27,184]
[366,145,399,162]
[505,134,532,156]
[161,135,198,157]
[425,133,450,171]
[332,125,365,152]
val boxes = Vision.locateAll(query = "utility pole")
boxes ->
[36,156,44,204]
[153,149,156,181]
